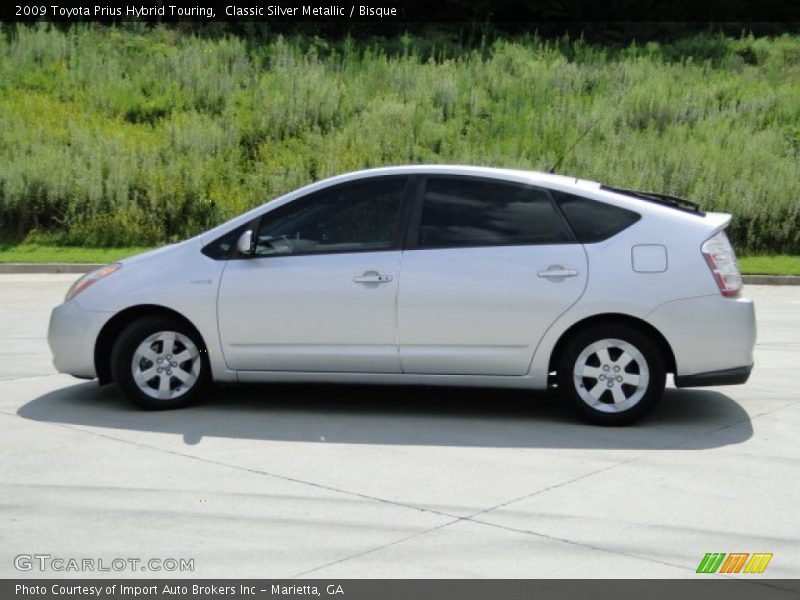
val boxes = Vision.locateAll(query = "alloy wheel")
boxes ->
[573,338,650,413]
[131,331,201,400]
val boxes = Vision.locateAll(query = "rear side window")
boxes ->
[551,190,640,243]
[417,177,571,249]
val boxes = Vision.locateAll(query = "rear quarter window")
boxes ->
[551,190,641,243]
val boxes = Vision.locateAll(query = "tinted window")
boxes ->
[201,227,241,260]
[255,177,407,256]
[551,190,641,243]
[417,177,570,249]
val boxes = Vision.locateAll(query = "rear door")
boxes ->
[397,175,588,376]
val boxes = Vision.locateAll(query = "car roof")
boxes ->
[326,164,600,191]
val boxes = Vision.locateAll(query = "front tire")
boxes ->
[111,316,208,410]
[557,324,666,425]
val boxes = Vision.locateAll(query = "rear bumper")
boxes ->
[674,364,753,388]
[646,293,756,378]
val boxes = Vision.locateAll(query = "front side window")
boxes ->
[202,227,241,260]
[417,177,571,249]
[255,177,407,256]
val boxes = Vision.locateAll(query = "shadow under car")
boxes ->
[17,379,754,450]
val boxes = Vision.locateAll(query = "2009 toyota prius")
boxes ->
[48,166,756,425]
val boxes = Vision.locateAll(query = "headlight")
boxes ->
[65,263,121,302]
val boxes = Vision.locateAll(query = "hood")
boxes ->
[116,238,199,267]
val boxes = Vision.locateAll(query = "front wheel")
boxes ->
[557,324,666,425]
[111,316,209,410]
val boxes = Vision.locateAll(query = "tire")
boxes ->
[556,324,666,426]
[111,315,209,410]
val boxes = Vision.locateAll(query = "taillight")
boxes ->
[701,231,742,298]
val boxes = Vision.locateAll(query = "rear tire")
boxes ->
[111,316,209,410]
[557,324,666,426]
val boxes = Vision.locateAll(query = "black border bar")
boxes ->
[3,0,800,23]
[5,579,800,600]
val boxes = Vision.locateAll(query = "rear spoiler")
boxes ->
[600,185,705,215]
[701,212,732,236]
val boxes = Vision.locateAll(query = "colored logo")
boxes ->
[696,553,773,574]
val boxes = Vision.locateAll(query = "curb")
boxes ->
[0,263,105,274]
[742,274,800,286]
[0,263,799,285]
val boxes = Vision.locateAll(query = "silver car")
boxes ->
[48,166,756,425]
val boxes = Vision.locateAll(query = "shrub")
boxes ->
[0,25,798,252]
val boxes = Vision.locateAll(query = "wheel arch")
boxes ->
[94,304,207,385]
[547,313,677,379]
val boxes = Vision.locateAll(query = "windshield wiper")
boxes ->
[600,185,705,215]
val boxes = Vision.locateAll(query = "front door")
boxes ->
[217,176,410,373]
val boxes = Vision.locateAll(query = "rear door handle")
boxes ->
[353,271,393,284]
[537,265,579,281]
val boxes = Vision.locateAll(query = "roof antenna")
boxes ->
[547,117,601,174]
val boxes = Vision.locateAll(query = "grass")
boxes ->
[738,255,800,276]
[0,25,799,253]
[0,244,152,264]
[1,243,798,276]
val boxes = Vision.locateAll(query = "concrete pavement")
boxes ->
[0,275,798,579]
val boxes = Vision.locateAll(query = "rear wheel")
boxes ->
[111,316,208,410]
[557,324,666,425]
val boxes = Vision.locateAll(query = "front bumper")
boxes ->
[674,364,753,388]
[48,301,111,379]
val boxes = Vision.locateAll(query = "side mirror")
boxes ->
[236,229,254,255]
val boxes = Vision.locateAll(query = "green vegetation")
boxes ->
[738,255,800,276]
[1,25,799,253]
[0,244,152,263]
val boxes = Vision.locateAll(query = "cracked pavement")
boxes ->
[0,275,798,578]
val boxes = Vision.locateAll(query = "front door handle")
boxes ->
[537,265,579,281]
[353,271,393,284]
